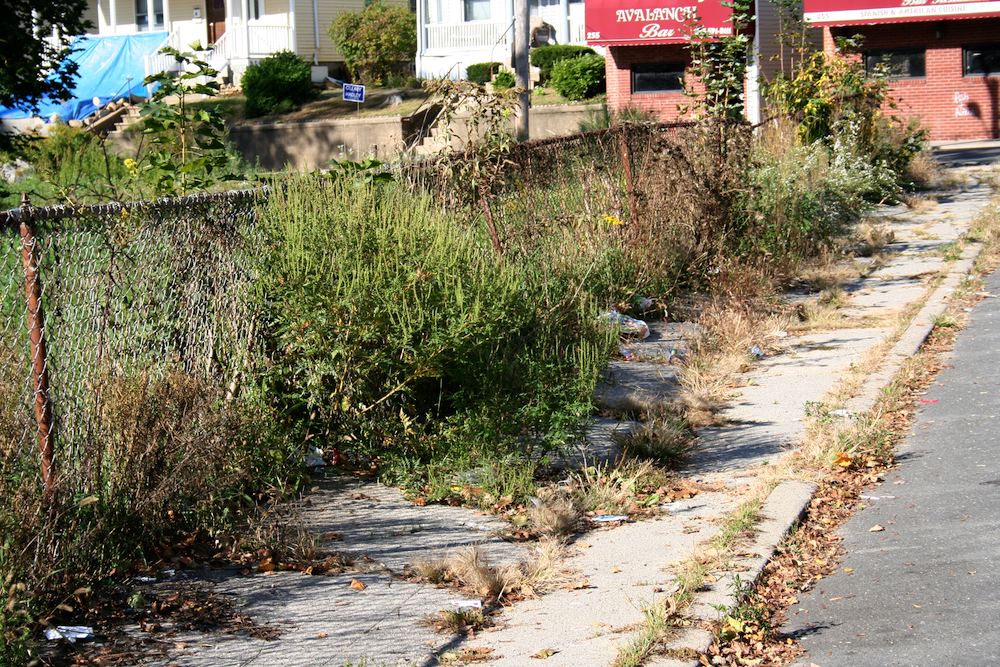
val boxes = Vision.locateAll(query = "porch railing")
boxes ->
[425,22,511,51]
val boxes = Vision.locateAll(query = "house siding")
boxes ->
[296,0,407,65]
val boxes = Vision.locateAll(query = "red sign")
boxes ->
[804,0,1000,25]
[585,0,736,46]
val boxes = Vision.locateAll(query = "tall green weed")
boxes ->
[256,176,615,485]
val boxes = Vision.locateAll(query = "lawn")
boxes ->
[193,85,605,125]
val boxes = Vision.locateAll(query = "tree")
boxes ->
[139,48,237,195]
[329,2,416,85]
[0,0,91,112]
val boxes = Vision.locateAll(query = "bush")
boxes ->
[257,176,614,483]
[550,55,606,101]
[530,45,596,83]
[492,70,516,91]
[329,2,417,85]
[242,51,315,118]
[466,62,502,84]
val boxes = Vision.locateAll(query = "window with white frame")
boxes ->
[135,0,164,30]
[464,0,490,21]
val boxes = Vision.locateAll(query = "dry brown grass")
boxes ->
[568,459,672,515]
[618,406,694,466]
[528,487,580,538]
[677,300,790,426]
[414,538,568,602]
[905,150,943,190]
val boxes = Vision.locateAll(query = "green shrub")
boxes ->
[242,50,314,118]
[466,62,502,84]
[550,55,606,101]
[257,176,614,484]
[492,70,516,90]
[329,2,417,85]
[530,44,596,82]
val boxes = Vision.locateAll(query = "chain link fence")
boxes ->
[1,121,749,497]
[0,190,263,495]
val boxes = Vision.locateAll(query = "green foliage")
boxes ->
[765,50,890,144]
[242,50,315,118]
[256,176,614,485]
[0,126,130,207]
[550,55,606,101]
[530,44,596,83]
[466,62,502,84]
[685,0,754,119]
[329,1,417,85]
[1,0,90,112]
[492,70,516,91]
[140,47,238,195]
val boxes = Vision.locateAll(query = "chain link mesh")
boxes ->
[0,190,263,488]
[1,122,750,493]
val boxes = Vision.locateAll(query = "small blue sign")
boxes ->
[343,83,366,103]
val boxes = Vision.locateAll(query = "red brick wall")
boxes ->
[605,45,698,121]
[832,19,1000,141]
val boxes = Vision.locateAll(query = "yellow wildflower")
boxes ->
[602,214,624,226]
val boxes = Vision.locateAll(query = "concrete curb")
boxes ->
[662,240,986,667]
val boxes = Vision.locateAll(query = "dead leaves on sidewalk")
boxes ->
[703,303,962,666]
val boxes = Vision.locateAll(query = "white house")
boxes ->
[416,0,589,79]
[83,0,407,81]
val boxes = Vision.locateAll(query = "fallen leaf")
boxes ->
[868,524,885,532]
[563,579,592,590]
[350,579,367,590]
[833,451,853,468]
[531,648,558,659]
[610,566,622,574]
[317,631,328,638]
[413,497,427,506]
[843,567,854,574]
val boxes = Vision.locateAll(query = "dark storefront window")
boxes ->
[631,62,685,93]
[964,44,1000,76]
[864,49,926,78]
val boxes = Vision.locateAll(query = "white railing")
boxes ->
[142,30,182,95]
[425,22,511,51]
[206,31,233,71]
[247,24,292,56]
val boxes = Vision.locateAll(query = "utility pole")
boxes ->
[513,0,530,141]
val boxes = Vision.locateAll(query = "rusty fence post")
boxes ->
[617,125,639,227]
[479,193,503,257]
[18,193,55,498]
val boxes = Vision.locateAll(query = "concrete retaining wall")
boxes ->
[228,103,606,171]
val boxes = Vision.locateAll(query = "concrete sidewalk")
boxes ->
[134,179,995,667]
[783,269,1000,667]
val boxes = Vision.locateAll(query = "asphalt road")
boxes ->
[783,267,1000,667]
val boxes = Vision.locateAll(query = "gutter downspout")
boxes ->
[416,0,424,78]
[312,0,319,65]
[109,0,118,34]
[288,0,296,54]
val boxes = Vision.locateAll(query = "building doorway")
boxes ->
[207,0,226,43]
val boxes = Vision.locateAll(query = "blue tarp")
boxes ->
[0,32,168,122]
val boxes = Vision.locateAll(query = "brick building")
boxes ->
[586,0,796,122]
[805,0,1000,141]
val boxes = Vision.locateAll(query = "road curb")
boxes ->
[665,239,985,667]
